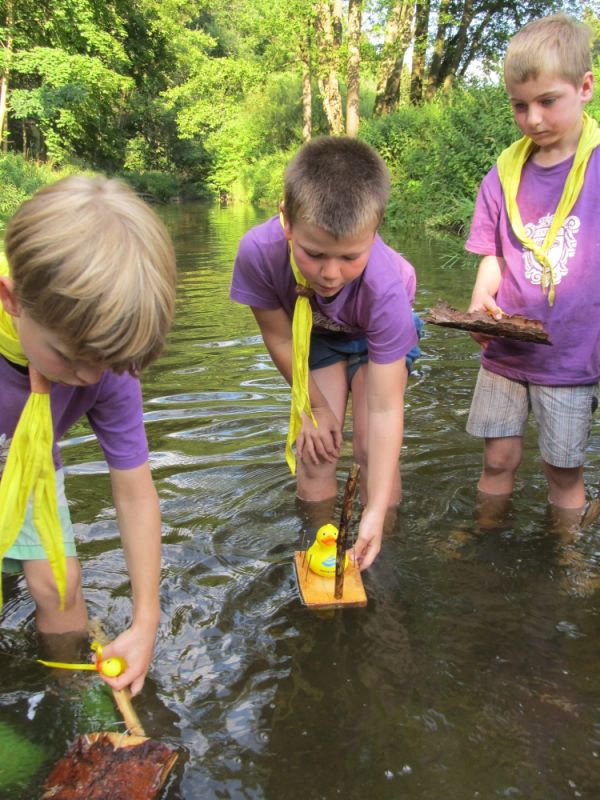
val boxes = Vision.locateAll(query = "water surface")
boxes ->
[2,203,600,800]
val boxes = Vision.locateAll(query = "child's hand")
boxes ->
[352,507,384,571]
[296,406,342,465]
[95,623,157,697]
[468,294,505,349]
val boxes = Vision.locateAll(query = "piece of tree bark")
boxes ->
[424,301,552,345]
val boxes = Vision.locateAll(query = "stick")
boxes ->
[580,496,600,529]
[335,464,360,599]
[87,619,145,737]
[112,687,145,737]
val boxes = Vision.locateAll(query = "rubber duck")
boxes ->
[306,523,348,577]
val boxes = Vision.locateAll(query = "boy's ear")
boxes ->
[0,276,21,317]
[581,70,594,102]
[279,202,293,241]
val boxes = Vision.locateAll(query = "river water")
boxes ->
[2,202,600,799]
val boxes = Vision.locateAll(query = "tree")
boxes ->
[373,0,415,116]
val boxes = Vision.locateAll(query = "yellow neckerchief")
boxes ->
[281,214,318,475]
[497,112,600,306]
[0,261,66,610]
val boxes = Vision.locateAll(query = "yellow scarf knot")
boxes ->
[497,112,600,306]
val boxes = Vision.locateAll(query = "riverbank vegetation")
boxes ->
[0,1,598,232]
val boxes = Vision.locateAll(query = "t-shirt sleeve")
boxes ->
[367,280,418,364]
[230,231,282,310]
[465,165,504,257]
[86,372,149,470]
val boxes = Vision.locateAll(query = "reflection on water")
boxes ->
[2,204,600,799]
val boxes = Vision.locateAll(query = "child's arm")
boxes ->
[100,462,161,696]
[353,358,406,570]
[469,255,505,316]
[252,307,342,463]
[468,255,505,348]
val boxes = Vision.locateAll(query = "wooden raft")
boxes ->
[294,552,367,609]
[41,623,177,800]
[424,300,552,345]
[295,464,367,609]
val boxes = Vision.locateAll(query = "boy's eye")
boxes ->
[512,102,527,112]
[541,97,556,106]
[304,249,323,258]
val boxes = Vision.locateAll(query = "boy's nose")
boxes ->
[320,258,341,279]
[527,105,543,127]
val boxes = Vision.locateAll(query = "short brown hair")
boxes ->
[283,136,390,238]
[5,175,176,373]
[504,14,592,88]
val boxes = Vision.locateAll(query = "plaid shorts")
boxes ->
[466,367,598,468]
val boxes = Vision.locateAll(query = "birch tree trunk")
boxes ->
[314,0,344,135]
[373,0,415,115]
[0,0,14,152]
[302,54,312,142]
[345,0,362,137]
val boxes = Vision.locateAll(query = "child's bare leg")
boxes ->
[296,361,348,502]
[474,490,512,530]
[350,363,403,505]
[542,462,586,510]
[23,557,88,634]
[478,435,523,495]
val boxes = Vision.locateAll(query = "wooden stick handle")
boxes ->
[112,688,146,737]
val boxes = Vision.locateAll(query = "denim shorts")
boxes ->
[467,366,598,468]
[2,468,76,573]
[309,312,423,385]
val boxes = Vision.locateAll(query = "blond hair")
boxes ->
[5,175,176,373]
[504,14,592,88]
[284,136,390,238]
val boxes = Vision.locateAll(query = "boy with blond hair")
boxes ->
[0,176,176,695]
[231,137,421,569]
[466,14,600,522]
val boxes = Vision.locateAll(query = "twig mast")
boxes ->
[335,464,360,599]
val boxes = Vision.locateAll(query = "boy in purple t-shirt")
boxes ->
[0,176,176,695]
[465,14,600,526]
[231,137,420,570]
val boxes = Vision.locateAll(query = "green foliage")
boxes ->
[0,152,77,225]
[0,720,47,790]
[362,82,517,234]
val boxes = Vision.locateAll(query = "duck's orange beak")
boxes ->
[321,536,337,545]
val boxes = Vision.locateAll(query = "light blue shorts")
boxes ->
[467,367,598,468]
[2,469,76,574]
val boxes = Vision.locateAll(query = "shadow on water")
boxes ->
[2,204,600,799]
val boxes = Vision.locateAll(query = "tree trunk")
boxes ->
[0,0,14,151]
[302,55,312,142]
[428,0,476,95]
[314,0,344,135]
[409,0,430,105]
[373,0,415,116]
[345,0,362,137]
[425,0,450,99]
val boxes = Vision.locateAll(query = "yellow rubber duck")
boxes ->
[306,523,348,577]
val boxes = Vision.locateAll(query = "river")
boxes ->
[1,202,600,799]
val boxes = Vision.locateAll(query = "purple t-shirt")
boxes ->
[0,357,149,470]
[230,215,417,364]
[466,148,600,385]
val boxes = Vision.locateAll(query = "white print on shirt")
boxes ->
[523,213,580,286]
